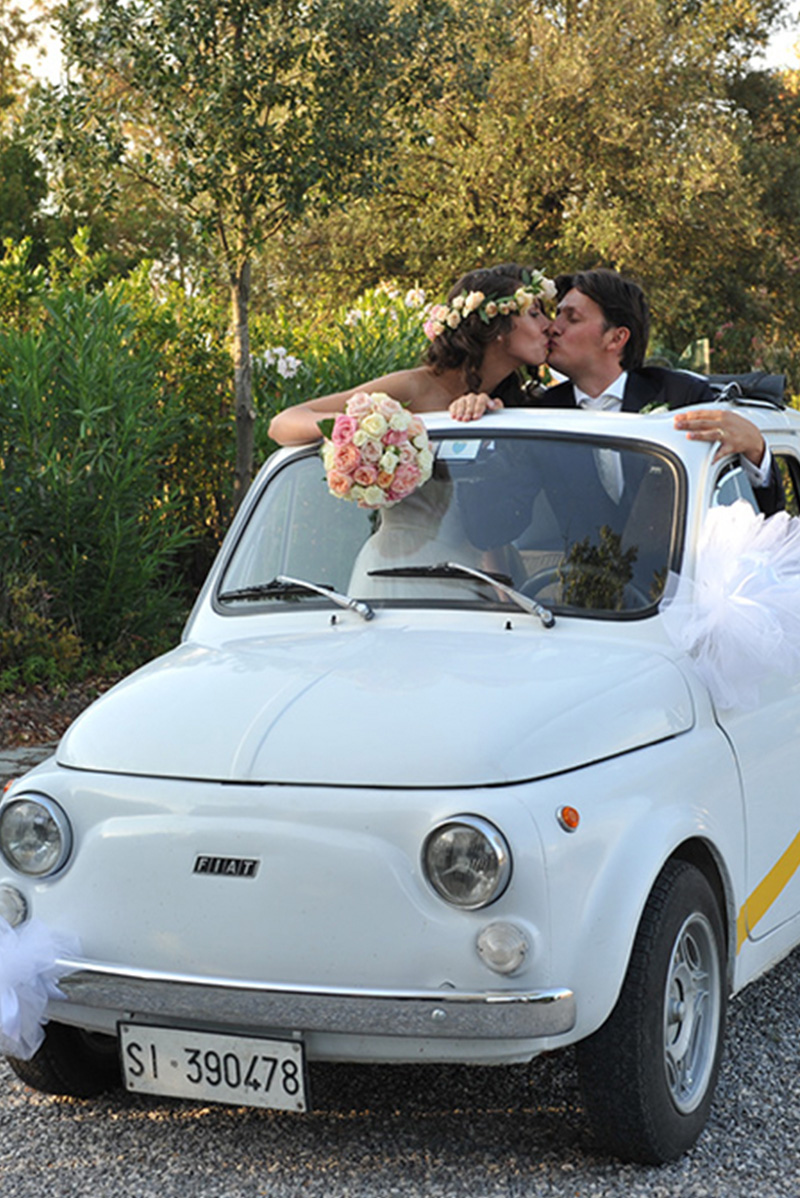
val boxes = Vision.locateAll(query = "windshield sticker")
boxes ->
[436,439,485,460]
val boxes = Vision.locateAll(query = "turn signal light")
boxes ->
[557,805,580,832]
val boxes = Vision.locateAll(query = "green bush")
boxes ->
[0,286,193,657]
[118,265,235,585]
[0,573,83,686]
[252,283,429,462]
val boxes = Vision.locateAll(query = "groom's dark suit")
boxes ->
[538,365,713,413]
[462,366,784,554]
[533,367,784,515]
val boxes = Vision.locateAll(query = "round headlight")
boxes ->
[423,816,511,909]
[0,796,72,877]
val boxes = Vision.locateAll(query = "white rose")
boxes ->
[362,485,386,506]
[379,450,398,474]
[362,412,388,438]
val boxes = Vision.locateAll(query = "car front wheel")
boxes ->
[576,858,727,1163]
[6,1022,120,1098]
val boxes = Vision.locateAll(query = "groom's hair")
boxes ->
[555,269,650,371]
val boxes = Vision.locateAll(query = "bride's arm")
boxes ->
[268,390,360,446]
[268,370,432,446]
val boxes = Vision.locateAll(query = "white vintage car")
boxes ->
[3,381,800,1164]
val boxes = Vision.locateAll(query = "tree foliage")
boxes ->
[274,0,799,382]
[50,0,455,503]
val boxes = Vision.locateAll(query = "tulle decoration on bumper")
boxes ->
[0,918,79,1059]
[661,501,800,710]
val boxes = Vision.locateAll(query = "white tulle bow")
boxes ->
[661,501,800,710]
[0,918,79,1060]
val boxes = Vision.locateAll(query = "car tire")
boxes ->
[576,858,727,1164]
[6,1022,121,1098]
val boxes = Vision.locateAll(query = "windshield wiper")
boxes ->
[367,561,555,628]
[218,575,374,621]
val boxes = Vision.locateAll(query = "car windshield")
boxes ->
[218,432,683,617]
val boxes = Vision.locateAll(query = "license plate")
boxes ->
[118,1023,307,1111]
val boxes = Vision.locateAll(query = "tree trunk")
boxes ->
[231,257,254,512]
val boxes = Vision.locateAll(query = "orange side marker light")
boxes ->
[557,805,580,833]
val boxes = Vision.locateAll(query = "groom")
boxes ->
[542,268,784,513]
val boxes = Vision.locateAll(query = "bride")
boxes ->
[268,263,555,444]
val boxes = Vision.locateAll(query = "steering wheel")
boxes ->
[520,566,650,611]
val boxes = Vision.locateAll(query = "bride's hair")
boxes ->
[425,263,534,391]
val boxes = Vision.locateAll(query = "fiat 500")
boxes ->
[3,381,800,1164]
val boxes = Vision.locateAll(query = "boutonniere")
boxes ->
[640,401,669,414]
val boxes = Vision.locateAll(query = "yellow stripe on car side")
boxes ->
[737,828,800,952]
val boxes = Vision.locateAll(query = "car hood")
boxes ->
[57,627,694,786]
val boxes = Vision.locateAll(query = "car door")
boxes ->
[711,440,800,943]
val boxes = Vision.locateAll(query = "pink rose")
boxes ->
[377,396,403,418]
[388,462,422,500]
[360,438,382,464]
[328,470,353,497]
[331,415,358,445]
[408,416,426,439]
[398,444,417,465]
[382,428,408,446]
[333,443,361,473]
[353,464,378,486]
[345,392,375,419]
[388,478,416,501]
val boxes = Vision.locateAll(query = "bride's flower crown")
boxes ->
[422,268,556,342]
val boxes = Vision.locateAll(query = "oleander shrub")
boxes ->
[0,286,193,657]
[0,573,83,687]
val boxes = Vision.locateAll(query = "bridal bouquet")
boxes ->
[319,392,434,509]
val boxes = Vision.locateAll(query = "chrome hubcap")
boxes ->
[663,912,721,1114]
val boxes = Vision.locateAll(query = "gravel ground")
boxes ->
[0,946,798,1197]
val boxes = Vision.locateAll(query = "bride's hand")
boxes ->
[449,393,504,422]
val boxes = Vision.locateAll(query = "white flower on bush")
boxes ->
[257,346,303,378]
[405,288,426,309]
[276,354,301,379]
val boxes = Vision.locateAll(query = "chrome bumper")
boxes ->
[56,959,575,1040]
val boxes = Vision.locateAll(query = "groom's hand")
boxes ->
[673,409,766,468]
